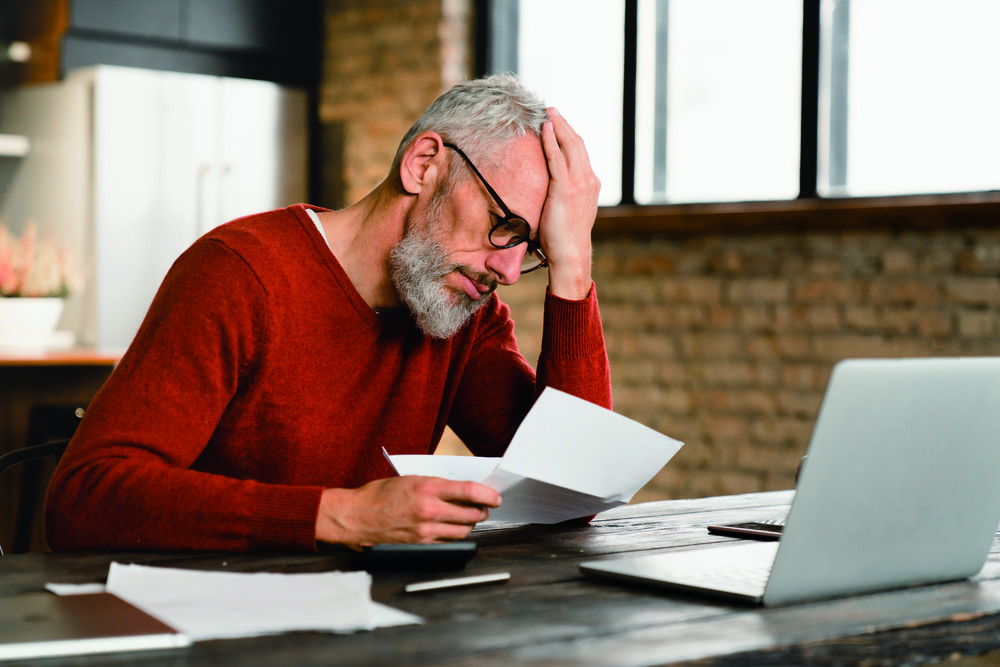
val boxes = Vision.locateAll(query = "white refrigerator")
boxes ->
[0,65,308,348]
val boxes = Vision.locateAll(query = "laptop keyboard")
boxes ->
[676,564,772,590]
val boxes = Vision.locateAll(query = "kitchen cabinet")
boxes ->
[0,65,307,348]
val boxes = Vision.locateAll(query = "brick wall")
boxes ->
[318,0,472,208]
[499,223,1000,502]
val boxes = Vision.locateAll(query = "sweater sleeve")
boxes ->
[534,283,612,409]
[45,239,323,552]
[449,282,611,457]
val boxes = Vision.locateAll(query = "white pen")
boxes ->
[404,572,511,593]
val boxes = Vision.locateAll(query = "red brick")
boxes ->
[728,279,790,304]
[718,471,765,495]
[792,280,865,304]
[880,247,917,274]
[707,305,737,329]
[780,364,830,391]
[705,415,751,444]
[878,308,916,336]
[957,310,996,338]
[775,390,824,416]
[733,443,800,473]
[661,278,723,303]
[696,361,755,387]
[656,361,686,385]
[844,305,879,332]
[745,335,811,361]
[869,280,943,306]
[741,306,791,333]
[946,278,1000,306]
[763,471,798,492]
[749,417,814,448]
[916,310,953,338]
[813,335,894,361]
[804,305,841,333]
[680,333,742,359]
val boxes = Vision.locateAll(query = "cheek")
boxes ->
[443,207,490,253]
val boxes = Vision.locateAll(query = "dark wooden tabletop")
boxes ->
[0,348,124,367]
[3,490,1000,666]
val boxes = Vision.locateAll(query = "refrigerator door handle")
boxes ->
[196,163,218,237]
[217,163,233,229]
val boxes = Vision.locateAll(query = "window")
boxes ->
[636,0,801,203]
[486,0,1000,205]
[819,0,1000,197]
[489,0,625,205]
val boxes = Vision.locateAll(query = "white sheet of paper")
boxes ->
[104,563,421,641]
[45,583,108,596]
[384,452,500,481]
[388,388,683,524]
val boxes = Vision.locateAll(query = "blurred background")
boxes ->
[2,0,999,511]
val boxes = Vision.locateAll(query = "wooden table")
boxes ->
[0,348,123,552]
[3,490,1000,665]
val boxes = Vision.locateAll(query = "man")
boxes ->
[46,74,611,551]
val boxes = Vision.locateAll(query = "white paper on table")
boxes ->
[387,387,683,524]
[104,563,421,642]
[45,583,107,596]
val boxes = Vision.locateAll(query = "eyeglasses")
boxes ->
[443,142,547,274]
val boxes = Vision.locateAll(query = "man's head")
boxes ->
[389,75,551,339]
[392,74,549,175]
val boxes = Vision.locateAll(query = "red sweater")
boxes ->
[45,205,611,551]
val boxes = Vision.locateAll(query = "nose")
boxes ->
[485,245,525,286]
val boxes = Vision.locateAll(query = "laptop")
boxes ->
[580,357,1000,606]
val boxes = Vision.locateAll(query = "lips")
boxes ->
[454,271,495,302]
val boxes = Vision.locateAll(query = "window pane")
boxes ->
[506,0,624,205]
[820,0,1000,197]
[635,0,802,204]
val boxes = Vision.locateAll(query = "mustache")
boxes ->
[436,262,498,296]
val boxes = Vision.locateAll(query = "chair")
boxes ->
[0,403,83,555]
[0,439,72,555]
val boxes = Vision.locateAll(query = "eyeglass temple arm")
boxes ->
[441,142,515,218]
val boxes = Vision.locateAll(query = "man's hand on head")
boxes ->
[314,476,502,549]
[538,107,601,301]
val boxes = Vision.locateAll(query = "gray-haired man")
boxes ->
[47,75,613,552]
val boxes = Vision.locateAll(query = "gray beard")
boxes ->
[388,200,492,339]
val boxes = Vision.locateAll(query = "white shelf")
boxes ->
[0,134,30,157]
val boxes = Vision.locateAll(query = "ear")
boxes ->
[399,132,446,195]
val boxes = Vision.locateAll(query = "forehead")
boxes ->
[467,135,548,226]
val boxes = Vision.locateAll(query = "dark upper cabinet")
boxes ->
[70,0,183,42]
[60,0,317,85]
[185,0,291,53]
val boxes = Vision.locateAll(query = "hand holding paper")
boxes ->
[387,388,683,524]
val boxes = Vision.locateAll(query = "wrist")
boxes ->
[546,252,593,301]
[315,487,358,545]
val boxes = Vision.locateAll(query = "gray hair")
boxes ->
[393,73,548,172]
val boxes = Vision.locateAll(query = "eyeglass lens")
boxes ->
[444,142,547,273]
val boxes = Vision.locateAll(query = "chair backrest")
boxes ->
[0,440,71,477]
[0,439,72,556]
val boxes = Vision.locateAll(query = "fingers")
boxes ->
[544,107,591,171]
[536,107,599,301]
[541,118,566,177]
[439,479,502,509]
[314,476,502,547]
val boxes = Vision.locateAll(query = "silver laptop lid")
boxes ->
[764,357,1000,605]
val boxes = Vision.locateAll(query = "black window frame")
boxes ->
[475,0,993,209]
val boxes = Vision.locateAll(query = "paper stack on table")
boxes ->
[47,563,421,643]
[387,387,684,524]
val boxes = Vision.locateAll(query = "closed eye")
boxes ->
[492,216,520,233]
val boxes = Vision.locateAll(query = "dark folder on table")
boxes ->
[0,592,190,661]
